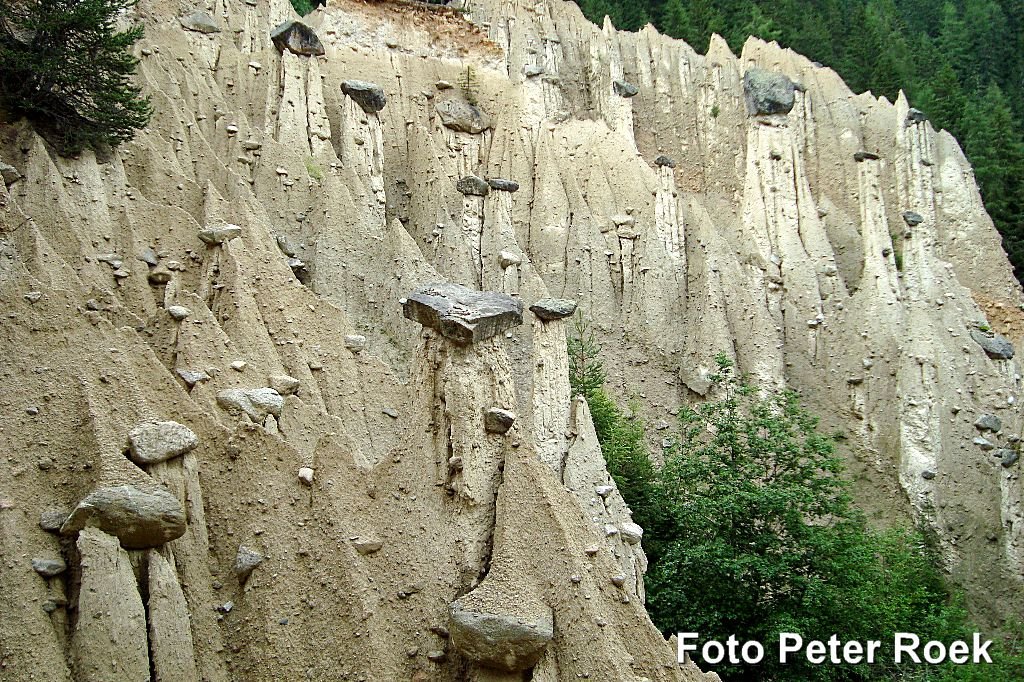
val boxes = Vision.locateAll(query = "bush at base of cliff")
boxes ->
[0,0,152,154]
[568,329,1024,681]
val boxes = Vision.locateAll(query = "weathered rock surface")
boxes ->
[198,224,241,245]
[61,486,187,549]
[484,407,516,433]
[179,11,220,34]
[402,284,523,344]
[975,414,1003,433]
[487,178,519,192]
[529,298,577,321]
[31,557,67,578]
[127,420,199,465]
[456,175,490,196]
[0,161,22,185]
[72,528,149,681]
[449,599,554,672]
[216,388,284,422]
[613,79,639,98]
[743,68,796,115]
[235,545,264,583]
[970,328,1016,360]
[269,374,300,396]
[270,21,325,56]
[341,80,387,113]
[435,99,489,133]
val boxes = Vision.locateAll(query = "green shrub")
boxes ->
[0,0,152,154]
[290,0,314,16]
[563,335,1022,681]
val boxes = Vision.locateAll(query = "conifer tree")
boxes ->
[0,0,152,153]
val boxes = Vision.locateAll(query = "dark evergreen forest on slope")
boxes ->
[574,0,1024,285]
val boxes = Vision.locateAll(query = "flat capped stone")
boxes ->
[127,420,199,465]
[974,414,1003,433]
[180,11,220,34]
[0,161,22,185]
[654,155,676,168]
[854,151,881,162]
[435,99,490,134]
[216,388,284,422]
[743,69,795,115]
[902,211,924,227]
[613,79,638,98]
[907,108,928,124]
[32,557,67,577]
[198,224,241,245]
[341,80,387,113]
[61,485,187,549]
[449,601,553,672]
[487,178,519,193]
[484,407,516,434]
[457,175,490,196]
[235,545,263,583]
[970,328,1015,360]
[402,283,523,345]
[529,298,577,321]
[270,21,325,57]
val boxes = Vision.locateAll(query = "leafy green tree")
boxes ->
[0,0,152,153]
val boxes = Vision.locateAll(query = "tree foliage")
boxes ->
[0,0,151,153]
[571,0,1024,285]
[566,327,1024,681]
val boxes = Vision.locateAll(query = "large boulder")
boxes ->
[61,485,186,549]
[216,388,285,422]
[450,599,553,672]
[529,298,577,321]
[402,283,523,345]
[341,80,387,113]
[435,99,490,134]
[270,21,325,57]
[742,68,796,115]
[456,175,490,197]
[970,328,1015,360]
[127,420,199,465]
[179,11,220,34]
[613,79,638,98]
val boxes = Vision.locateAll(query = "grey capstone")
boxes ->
[270,21,325,57]
[854,151,881,162]
[613,80,638,98]
[0,162,22,186]
[198,224,242,245]
[1001,450,1020,468]
[235,545,264,583]
[32,557,67,578]
[970,328,1015,360]
[179,11,220,34]
[654,155,676,168]
[974,414,1003,433]
[217,388,284,422]
[341,80,387,113]
[906,108,928,124]
[127,420,199,465]
[435,99,490,134]
[742,69,795,115]
[484,407,516,434]
[61,485,187,549]
[529,298,577,321]
[902,211,924,227]
[449,602,554,673]
[457,175,490,196]
[402,283,523,345]
[487,178,519,193]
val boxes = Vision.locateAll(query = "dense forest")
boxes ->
[573,0,1024,285]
